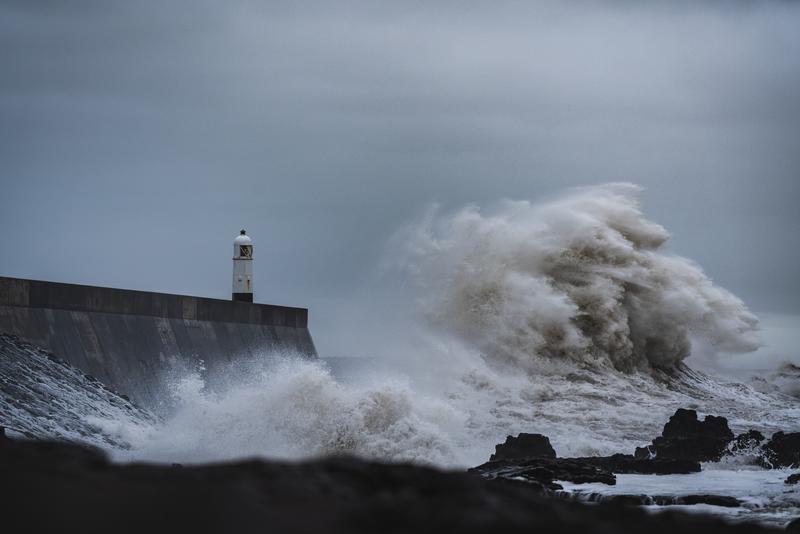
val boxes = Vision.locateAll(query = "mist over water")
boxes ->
[110,185,797,469]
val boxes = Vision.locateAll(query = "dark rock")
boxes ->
[787,517,800,532]
[661,409,732,440]
[575,454,701,475]
[674,495,742,508]
[570,493,742,508]
[480,433,700,489]
[785,473,800,485]
[2,438,777,534]
[728,430,766,455]
[471,457,616,486]
[605,494,651,506]
[484,474,558,494]
[761,432,800,468]
[634,409,734,462]
[559,493,742,508]
[634,444,655,459]
[490,433,556,461]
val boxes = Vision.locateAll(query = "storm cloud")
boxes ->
[1,0,799,358]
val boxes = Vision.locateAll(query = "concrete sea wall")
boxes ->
[0,277,316,409]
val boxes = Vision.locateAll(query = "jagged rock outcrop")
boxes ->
[471,457,616,487]
[785,473,800,485]
[490,433,556,461]
[761,432,800,468]
[634,409,733,462]
[728,430,765,455]
[471,452,701,489]
[475,431,701,489]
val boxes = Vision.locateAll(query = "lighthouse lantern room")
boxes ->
[232,229,254,302]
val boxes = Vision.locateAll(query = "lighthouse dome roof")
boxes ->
[234,230,253,245]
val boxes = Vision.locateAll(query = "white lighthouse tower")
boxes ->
[232,229,254,302]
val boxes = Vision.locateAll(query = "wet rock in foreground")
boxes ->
[0,438,774,534]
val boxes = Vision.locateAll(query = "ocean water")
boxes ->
[559,467,800,527]
[103,355,798,466]
[2,184,798,526]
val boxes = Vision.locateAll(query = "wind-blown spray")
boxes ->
[394,183,760,372]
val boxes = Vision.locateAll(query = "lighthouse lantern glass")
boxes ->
[239,245,252,258]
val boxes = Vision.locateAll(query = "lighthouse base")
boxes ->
[232,293,254,303]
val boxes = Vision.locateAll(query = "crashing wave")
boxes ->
[3,184,794,475]
[392,183,760,372]
[749,363,800,399]
[114,357,459,465]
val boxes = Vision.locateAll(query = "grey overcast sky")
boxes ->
[1,1,799,357]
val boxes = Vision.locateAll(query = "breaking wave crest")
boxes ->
[392,183,760,371]
[117,358,460,465]
[115,351,799,468]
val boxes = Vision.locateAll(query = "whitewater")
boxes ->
[2,184,798,525]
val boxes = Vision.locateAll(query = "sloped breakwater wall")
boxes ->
[0,277,316,409]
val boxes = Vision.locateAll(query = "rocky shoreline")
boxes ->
[1,408,798,533]
[470,408,800,522]
[0,431,792,534]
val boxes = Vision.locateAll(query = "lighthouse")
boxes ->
[232,229,254,302]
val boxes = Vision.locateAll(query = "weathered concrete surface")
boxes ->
[0,277,316,409]
[0,276,309,327]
